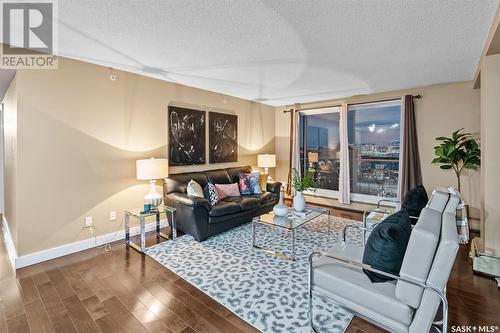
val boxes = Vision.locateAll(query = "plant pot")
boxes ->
[294,191,306,212]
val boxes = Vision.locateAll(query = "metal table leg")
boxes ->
[327,209,332,236]
[156,210,177,240]
[140,216,146,252]
[125,213,146,254]
[252,219,257,247]
[252,220,295,261]
[156,211,161,234]
[125,213,130,245]
[171,210,177,240]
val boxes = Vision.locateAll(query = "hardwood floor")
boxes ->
[0,208,498,333]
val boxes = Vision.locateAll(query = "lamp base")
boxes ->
[263,167,272,181]
[145,179,162,209]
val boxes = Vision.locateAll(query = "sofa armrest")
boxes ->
[166,193,211,211]
[267,181,282,194]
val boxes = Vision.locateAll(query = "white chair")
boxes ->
[309,189,460,333]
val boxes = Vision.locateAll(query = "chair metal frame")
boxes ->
[308,251,448,333]
[343,199,418,243]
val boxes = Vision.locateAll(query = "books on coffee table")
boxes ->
[289,209,314,218]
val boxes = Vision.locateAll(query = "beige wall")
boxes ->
[9,57,275,256]
[275,81,481,225]
[480,54,500,255]
[2,75,18,248]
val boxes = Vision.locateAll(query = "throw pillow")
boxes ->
[215,183,241,200]
[259,173,268,193]
[187,179,204,198]
[204,183,219,206]
[401,185,428,220]
[238,172,262,195]
[362,210,412,283]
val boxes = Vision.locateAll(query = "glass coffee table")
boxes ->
[252,206,330,260]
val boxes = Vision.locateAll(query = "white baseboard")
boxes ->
[10,220,168,269]
[2,216,18,269]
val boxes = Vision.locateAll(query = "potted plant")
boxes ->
[432,128,480,193]
[291,168,317,212]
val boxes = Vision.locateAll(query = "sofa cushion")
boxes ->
[249,192,276,204]
[362,210,411,283]
[402,185,428,220]
[220,197,240,203]
[313,244,414,326]
[205,169,231,185]
[208,201,241,217]
[237,197,260,211]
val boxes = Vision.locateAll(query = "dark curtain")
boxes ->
[401,95,422,198]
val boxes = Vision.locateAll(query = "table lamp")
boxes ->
[258,154,276,181]
[136,158,169,210]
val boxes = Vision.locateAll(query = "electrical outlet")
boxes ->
[84,216,93,228]
[110,211,116,221]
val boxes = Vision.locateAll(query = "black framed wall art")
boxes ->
[209,112,238,163]
[168,106,206,166]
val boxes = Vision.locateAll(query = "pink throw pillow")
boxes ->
[214,183,241,199]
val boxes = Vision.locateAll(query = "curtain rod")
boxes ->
[283,94,421,113]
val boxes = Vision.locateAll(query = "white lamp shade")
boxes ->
[258,154,276,168]
[136,158,169,180]
[308,152,319,163]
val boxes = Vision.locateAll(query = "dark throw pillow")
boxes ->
[362,210,412,283]
[401,185,428,220]
[204,183,219,206]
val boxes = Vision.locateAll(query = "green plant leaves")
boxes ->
[291,168,317,192]
[432,128,480,175]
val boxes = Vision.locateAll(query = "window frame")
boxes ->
[347,99,404,203]
[299,106,341,199]
[296,99,404,204]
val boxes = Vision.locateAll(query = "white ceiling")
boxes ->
[5,0,500,106]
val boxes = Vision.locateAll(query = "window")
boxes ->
[348,101,402,199]
[299,108,341,194]
[296,100,403,203]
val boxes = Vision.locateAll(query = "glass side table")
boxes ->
[124,206,177,253]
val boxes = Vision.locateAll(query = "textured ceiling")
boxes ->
[13,1,500,106]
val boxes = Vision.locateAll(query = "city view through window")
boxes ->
[300,111,341,191]
[300,101,402,201]
[348,103,401,198]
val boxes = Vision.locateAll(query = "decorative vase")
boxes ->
[294,191,306,212]
[273,189,289,217]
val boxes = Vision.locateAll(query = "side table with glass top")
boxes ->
[124,206,177,253]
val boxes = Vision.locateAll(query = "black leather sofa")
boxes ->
[163,166,282,241]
